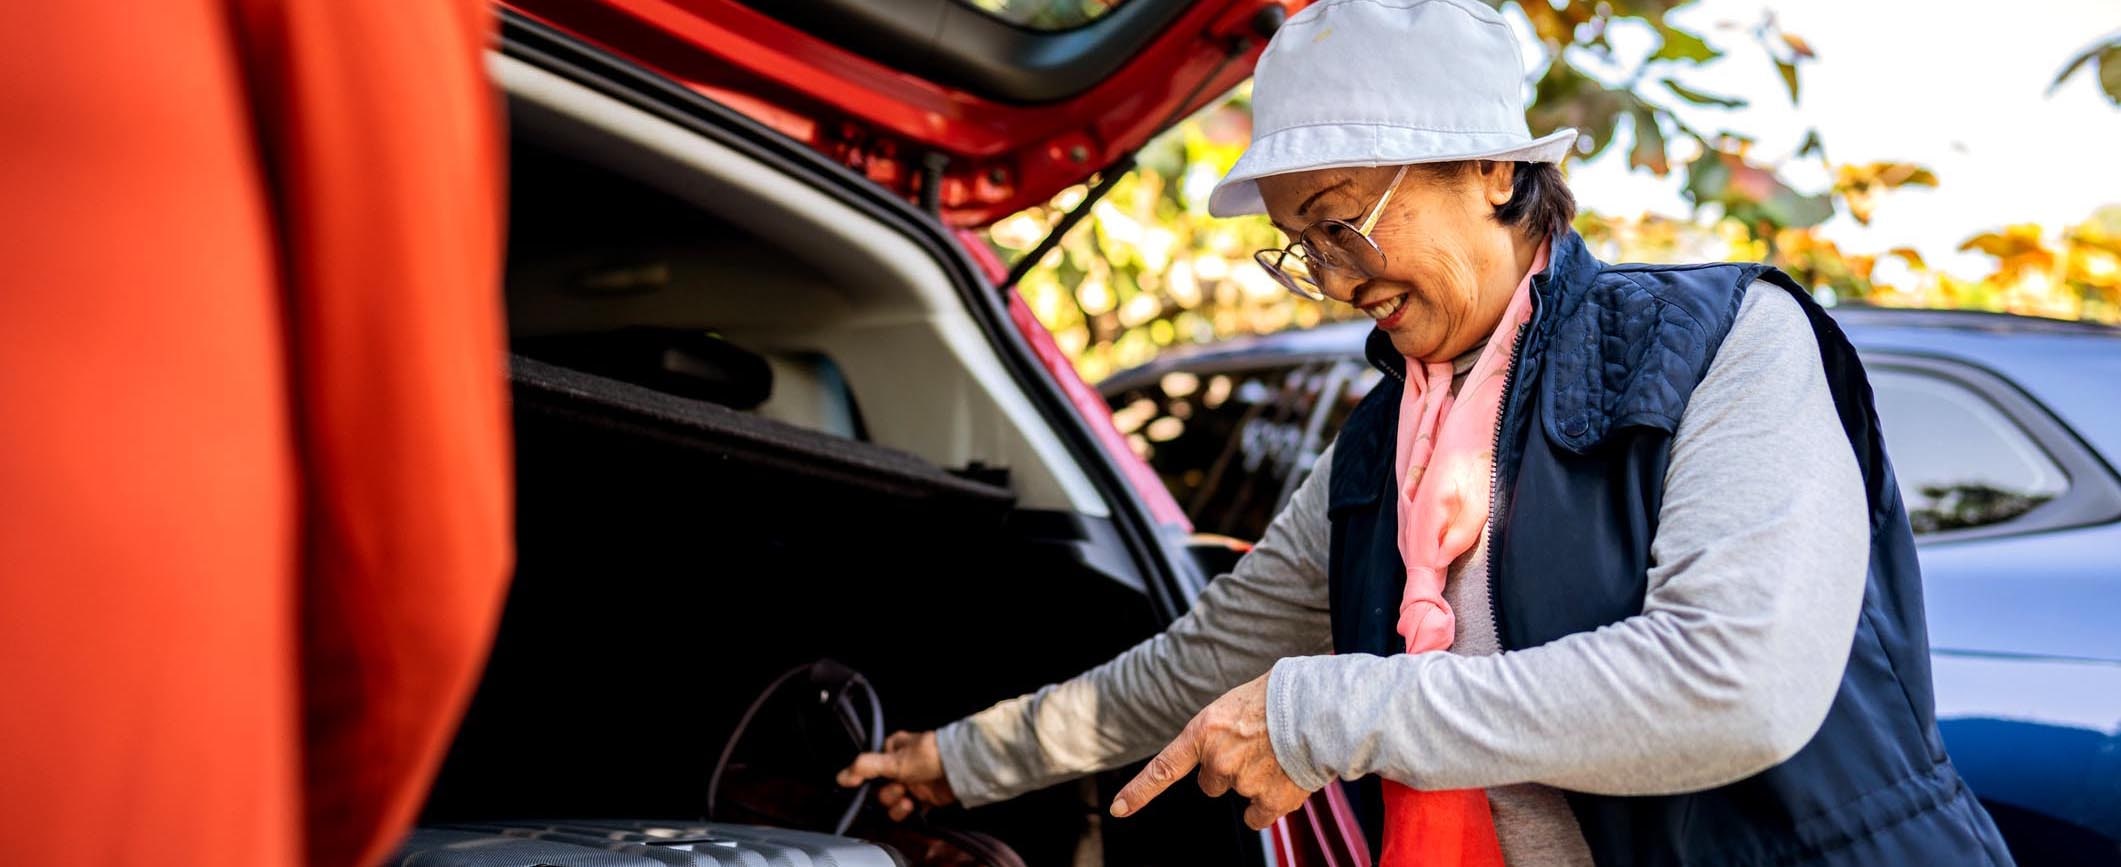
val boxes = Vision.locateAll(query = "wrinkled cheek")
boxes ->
[1397,265,1459,327]
[1418,260,1480,328]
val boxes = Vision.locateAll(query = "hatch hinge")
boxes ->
[920,151,949,216]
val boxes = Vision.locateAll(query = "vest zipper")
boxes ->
[1486,319,1530,644]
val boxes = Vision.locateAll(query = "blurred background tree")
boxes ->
[989,0,2121,383]
[2054,32,2121,107]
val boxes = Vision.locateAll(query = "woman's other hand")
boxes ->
[837,730,958,821]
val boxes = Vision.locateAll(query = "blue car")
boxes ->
[1101,306,2121,865]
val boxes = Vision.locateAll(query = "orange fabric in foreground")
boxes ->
[0,2,511,865]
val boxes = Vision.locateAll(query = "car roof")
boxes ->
[1101,306,2121,463]
[1831,308,2121,464]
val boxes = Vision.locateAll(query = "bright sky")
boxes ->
[1529,0,2121,279]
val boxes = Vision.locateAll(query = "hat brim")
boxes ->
[1206,126,1578,218]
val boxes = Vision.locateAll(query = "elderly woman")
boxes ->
[839,0,2012,864]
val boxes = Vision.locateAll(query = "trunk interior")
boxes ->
[418,57,1262,867]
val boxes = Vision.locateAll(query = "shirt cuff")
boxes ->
[933,718,1006,808]
[1266,655,1337,792]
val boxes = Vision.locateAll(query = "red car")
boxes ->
[397,1,1364,865]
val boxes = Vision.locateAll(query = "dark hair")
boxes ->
[1496,161,1576,239]
[1415,160,1577,240]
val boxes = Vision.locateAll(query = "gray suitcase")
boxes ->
[392,819,903,867]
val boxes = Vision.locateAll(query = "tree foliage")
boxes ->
[2053,33,2121,107]
[988,1,2120,384]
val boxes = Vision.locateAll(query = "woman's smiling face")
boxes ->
[1257,162,1527,362]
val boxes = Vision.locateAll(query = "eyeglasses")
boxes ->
[1252,164,1409,301]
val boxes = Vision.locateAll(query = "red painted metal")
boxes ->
[952,226,1010,286]
[504,0,1302,226]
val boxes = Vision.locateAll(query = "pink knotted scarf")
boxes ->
[1377,239,1547,867]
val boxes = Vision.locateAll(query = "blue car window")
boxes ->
[1870,369,2069,534]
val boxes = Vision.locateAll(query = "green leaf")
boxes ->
[2052,51,2094,89]
[1797,129,1826,160]
[1650,24,1721,64]
[1776,59,1800,102]
[1661,78,1747,108]
[2102,45,2121,106]
[2050,39,2121,106]
[1603,0,1696,22]
[1682,150,1726,205]
[1685,149,1832,230]
[1526,60,1630,159]
[2051,40,2104,92]
[1582,106,1624,160]
[1763,187,1834,229]
[1629,107,1671,176]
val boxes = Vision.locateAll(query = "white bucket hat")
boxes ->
[1207,0,1577,218]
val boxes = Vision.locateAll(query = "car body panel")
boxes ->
[1835,317,2121,468]
[501,0,1302,225]
[1919,524,2121,662]
[1932,652,2121,842]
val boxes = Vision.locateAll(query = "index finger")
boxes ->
[1110,729,1201,818]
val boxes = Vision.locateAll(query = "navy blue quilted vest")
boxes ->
[1324,232,2013,866]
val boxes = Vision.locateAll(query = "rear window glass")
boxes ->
[1870,368,2068,534]
[960,0,1129,30]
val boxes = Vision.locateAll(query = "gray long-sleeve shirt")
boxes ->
[935,284,1870,864]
